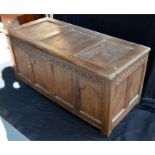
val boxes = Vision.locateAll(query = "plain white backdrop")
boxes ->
[0,0,155,14]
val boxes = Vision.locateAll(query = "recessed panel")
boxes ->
[78,77,102,122]
[32,56,49,93]
[14,45,31,82]
[17,20,68,40]
[75,40,133,68]
[129,66,143,101]
[112,79,127,119]
[53,65,74,107]
[42,29,102,54]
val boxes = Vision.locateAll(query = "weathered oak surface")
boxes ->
[8,17,150,136]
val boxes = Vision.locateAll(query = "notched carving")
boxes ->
[46,53,104,84]
[116,57,146,85]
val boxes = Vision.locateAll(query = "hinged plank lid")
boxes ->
[8,17,150,80]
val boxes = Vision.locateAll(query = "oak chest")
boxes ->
[8,17,150,136]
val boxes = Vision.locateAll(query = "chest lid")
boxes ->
[8,17,150,79]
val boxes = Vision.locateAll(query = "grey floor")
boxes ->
[0,22,29,141]
[0,116,29,141]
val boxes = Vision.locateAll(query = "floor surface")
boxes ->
[0,116,29,141]
[0,23,29,141]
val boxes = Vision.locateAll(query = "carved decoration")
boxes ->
[10,35,147,85]
[46,53,103,84]
[115,57,146,85]
[10,36,104,84]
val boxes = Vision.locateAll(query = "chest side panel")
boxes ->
[111,55,148,128]
[77,76,103,125]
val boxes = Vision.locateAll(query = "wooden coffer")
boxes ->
[8,17,150,136]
